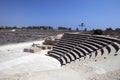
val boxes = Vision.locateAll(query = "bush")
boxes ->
[105,27,113,31]
[93,29,103,35]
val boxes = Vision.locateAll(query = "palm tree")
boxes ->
[79,22,85,31]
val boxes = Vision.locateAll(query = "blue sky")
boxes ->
[0,0,120,30]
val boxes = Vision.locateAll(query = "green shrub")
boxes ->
[93,29,103,35]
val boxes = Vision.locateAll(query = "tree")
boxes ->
[0,26,4,30]
[13,26,17,29]
[79,22,85,31]
[115,28,120,31]
[105,27,113,31]
[84,28,87,32]
[58,27,68,30]
[48,26,53,30]
[93,29,103,35]
[68,28,72,31]
[76,28,79,31]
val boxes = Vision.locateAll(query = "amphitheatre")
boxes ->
[0,28,120,80]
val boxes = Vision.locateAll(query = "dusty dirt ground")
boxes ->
[0,29,72,45]
[0,40,120,80]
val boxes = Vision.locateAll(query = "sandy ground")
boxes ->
[0,40,120,80]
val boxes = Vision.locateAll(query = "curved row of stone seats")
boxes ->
[63,33,90,38]
[85,39,111,55]
[48,33,90,65]
[71,49,84,58]
[53,44,79,60]
[57,40,84,47]
[53,47,77,60]
[75,47,87,56]
[87,39,107,47]
[48,34,86,65]
[100,48,104,55]
[78,45,92,53]
[75,46,91,59]
[53,45,71,51]
[76,42,97,58]
[48,51,70,65]
[93,35,120,43]
[52,48,79,62]
[47,53,65,65]
[49,50,75,64]
[57,33,88,47]
[70,44,97,59]
[105,45,111,54]
[111,42,119,53]
[93,35,120,45]
[73,43,98,58]
[88,37,111,47]
[47,34,120,66]
[89,36,112,45]
[59,39,84,43]
[77,45,93,57]
[61,35,88,39]
[88,40,110,56]
[49,44,77,63]
[90,37,112,44]
[54,41,79,50]
[48,35,98,65]
[49,50,71,62]
[57,42,82,49]
[106,44,117,55]
[73,49,87,59]
[62,37,88,40]
[69,35,118,58]
[55,44,75,50]
[59,38,86,44]
[89,39,111,54]
[84,41,102,49]
[58,41,77,46]
[91,36,120,53]
[55,48,75,61]
[59,42,76,47]
[101,47,110,56]
[53,47,69,52]
[56,43,75,48]
[69,50,79,59]
[86,37,118,56]
[81,43,97,51]
[60,34,89,42]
